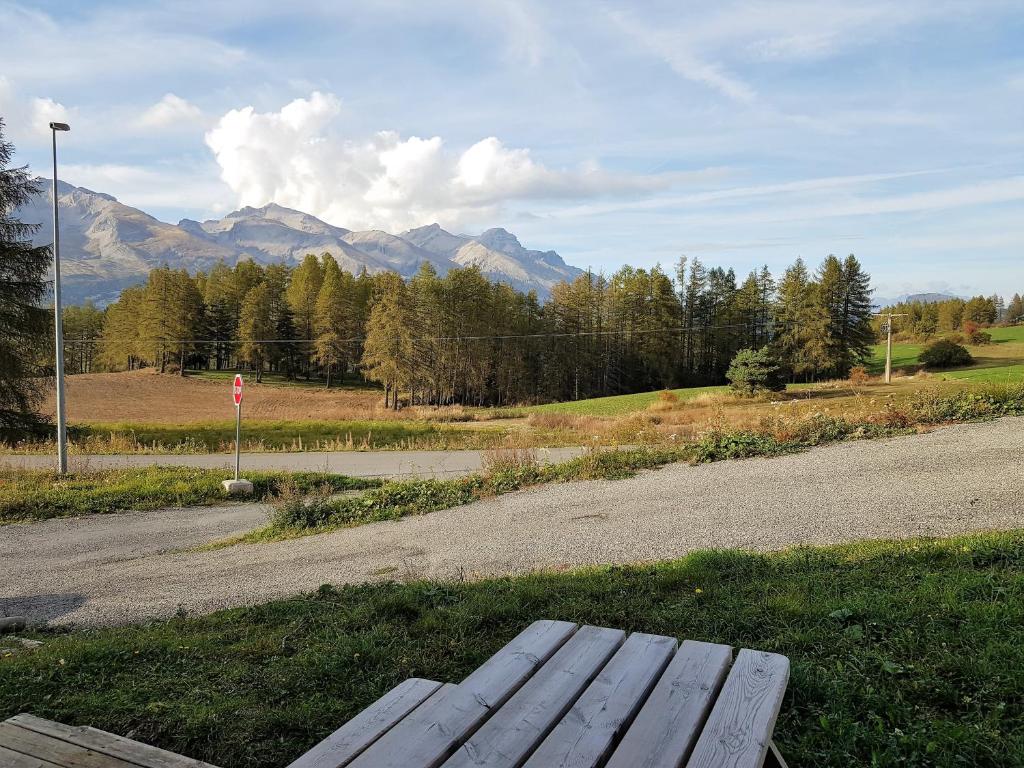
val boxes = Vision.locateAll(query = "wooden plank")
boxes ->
[606,640,733,768]
[458,620,579,709]
[684,649,790,768]
[522,632,677,768]
[442,626,626,767]
[348,621,579,768]
[0,721,141,768]
[0,743,64,768]
[6,715,218,768]
[286,678,443,768]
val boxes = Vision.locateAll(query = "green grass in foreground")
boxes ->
[1,531,1021,767]
[52,419,509,453]
[0,467,379,523]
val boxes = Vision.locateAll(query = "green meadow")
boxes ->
[2,532,1021,768]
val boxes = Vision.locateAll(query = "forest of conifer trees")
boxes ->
[56,252,900,406]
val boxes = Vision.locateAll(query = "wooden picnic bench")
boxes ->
[2,620,790,767]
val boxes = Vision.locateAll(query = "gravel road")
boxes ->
[3,418,1022,628]
[0,447,587,478]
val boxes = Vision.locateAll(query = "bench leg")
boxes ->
[764,740,790,768]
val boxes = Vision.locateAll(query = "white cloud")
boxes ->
[137,94,203,130]
[29,97,73,136]
[60,161,231,213]
[205,91,678,231]
[0,78,76,142]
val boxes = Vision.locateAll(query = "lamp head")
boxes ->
[49,122,70,131]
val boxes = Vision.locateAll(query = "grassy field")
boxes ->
[0,467,377,523]
[528,385,727,416]
[1,531,1020,767]
[67,419,509,453]
[870,325,1024,382]
[8,325,1021,454]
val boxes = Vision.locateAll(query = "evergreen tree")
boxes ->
[0,120,52,435]
[314,254,355,387]
[62,301,104,373]
[286,253,324,377]
[815,254,874,377]
[238,282,273,381]
[1007,293,1024,324]
[773,258,830,381]
[361,272,417,408]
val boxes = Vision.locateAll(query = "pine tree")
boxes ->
[99,285,148,370]
[286,253,324,377]
[361,272,417,408]
[773,258,830,381]
[314,254,355,388]
[814,254,874,377]
[0,120,52,435]
[238,282,273,381]
[62,301,104,374]
[1007,293,1024,324]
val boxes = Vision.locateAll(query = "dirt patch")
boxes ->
[40,370,392,424]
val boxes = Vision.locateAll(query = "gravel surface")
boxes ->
[3,418,1022,628]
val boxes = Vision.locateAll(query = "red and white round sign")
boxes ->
[232,374,244,406]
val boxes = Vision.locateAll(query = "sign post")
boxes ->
[222,374,253,495]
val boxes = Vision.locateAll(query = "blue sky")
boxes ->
[2,0,1022,299]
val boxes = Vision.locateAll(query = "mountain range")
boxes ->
[17,180,583,305]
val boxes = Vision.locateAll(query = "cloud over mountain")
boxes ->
[204,92,675,233]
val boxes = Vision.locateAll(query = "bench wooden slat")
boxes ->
[286,678,444,768]
[0,721,142,768]
[0,743,64,768]
[7,715,218,768]
[348,621,578,768]
[522,632,676,768]
[684,649,790,768]
[441,626,625,767]
[605,640,733,768]
[457,620,579,709]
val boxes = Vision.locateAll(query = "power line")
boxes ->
[62,321,786,346]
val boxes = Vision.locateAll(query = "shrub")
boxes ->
[919,339,973,369]
[968,329,992,345]
[726,348,786,396]
[848,366,870,387]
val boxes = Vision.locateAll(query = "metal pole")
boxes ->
[885,312,893,384]
[51,129,68,474]
[234,402,241,481]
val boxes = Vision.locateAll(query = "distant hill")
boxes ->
[17,181,583,305]
[875,292,962,308]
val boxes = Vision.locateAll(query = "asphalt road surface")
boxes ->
[2,418,1022,628]
[0,446,588,478]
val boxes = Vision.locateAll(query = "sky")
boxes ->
[1,0,1022,300]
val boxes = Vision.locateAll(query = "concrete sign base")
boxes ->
[221,479,254,496]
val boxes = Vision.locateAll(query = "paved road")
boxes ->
[3,418,1022,628]
[0,446,588,478]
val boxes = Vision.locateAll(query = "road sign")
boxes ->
[233,374,243,406]
[880,323,890,333]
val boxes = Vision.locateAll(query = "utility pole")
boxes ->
[874,311,908,384]
[49,122,71,474]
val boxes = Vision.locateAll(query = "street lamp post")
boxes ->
[49,121,70,474]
